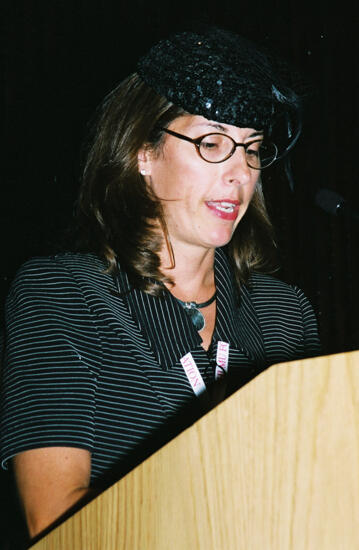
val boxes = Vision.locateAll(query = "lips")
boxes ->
[205,200,240,220]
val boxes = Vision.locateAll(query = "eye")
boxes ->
[200,135,222,149]
[198,134,234,161]
[245,140,262,157]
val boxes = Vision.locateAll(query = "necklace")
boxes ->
[175,291,216,332]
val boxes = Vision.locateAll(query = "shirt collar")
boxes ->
[117,248,266,369]
[213,249,266,365]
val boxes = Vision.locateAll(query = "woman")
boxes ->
[0,26,320,539]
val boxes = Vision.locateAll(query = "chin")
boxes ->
[203,229,235,249]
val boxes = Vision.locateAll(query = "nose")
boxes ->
[223,147,254,186]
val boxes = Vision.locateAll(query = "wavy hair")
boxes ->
[74,73,278,295]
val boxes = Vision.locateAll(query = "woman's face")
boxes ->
[140,114,260,254]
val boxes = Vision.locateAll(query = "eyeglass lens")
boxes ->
[198,134,276,168]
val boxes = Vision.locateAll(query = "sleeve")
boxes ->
[292,285,321,358]
[0,257,103,471]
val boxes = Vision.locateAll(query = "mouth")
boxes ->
[205,200,240,220]
[207,200,238,213]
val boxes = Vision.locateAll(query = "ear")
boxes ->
[137,146,153,177]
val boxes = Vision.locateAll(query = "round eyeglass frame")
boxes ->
[161,128,278,169]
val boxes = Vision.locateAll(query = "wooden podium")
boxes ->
[31,351,359,549]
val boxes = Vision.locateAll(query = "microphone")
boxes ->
[315,189,359,221]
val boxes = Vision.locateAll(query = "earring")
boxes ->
[140,169,147,176]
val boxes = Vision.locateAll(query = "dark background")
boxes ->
[1,1,358,547]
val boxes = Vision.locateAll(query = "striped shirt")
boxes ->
[0,249,320,486]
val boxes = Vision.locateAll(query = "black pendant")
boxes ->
[175,291,216,332]
[185,304,205,332]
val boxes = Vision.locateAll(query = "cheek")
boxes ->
[151,165,205,207]
[149,170,173,200]
[149,161,184,201]
[247,179,259,203]
[235,181,259,223]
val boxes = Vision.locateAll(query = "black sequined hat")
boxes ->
[137,26,301,148]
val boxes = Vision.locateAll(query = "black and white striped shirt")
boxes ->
[0,249,320,486]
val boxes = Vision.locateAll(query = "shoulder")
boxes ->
[246,271,318,321]
[247,271,309,305]
[246,272,321,358]
[247,271,319,331]
[13,252,107,280]
[6,253,118,322]
[10,253,110,293]
[248,271,296,295]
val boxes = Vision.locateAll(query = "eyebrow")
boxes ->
[191,122,264,138]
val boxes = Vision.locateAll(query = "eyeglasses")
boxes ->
[161,128,278,169]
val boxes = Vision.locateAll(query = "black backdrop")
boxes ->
[1,1,358,546]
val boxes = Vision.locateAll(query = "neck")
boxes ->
[160,241,216,303]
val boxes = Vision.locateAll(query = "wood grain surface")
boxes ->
[31,350,359,549]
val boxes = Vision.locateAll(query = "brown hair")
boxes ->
[74,73,278,295]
